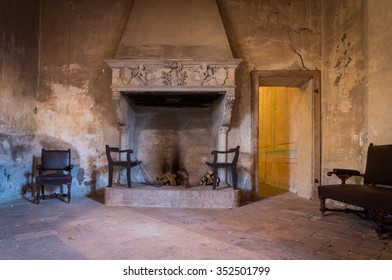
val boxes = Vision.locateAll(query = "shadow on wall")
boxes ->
[0,133,84,202]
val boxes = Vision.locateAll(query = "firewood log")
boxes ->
[166,172,177,186]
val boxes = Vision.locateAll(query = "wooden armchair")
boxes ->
[206,146,240,190]
[105,145,140,188]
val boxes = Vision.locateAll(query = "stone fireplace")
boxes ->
[105,0,241,188]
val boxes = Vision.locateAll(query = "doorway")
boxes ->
[251,70,321,200]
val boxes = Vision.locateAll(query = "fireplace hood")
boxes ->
[114,0,234,60]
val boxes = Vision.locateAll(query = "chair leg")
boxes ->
[108,164,113,187]
[67,183,71,203]
[374,211,389,239]
[126,167,132,188]
[232,166,238,190]
[212,168,218,190]
[35,185,41,205]
[319,198,326,216]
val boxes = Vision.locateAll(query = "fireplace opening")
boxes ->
[127,96,222,187]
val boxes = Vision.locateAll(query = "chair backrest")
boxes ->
[105,145,114,162]
[364,143,392,185]
[230,146,240,164]
[105,145,134,162]
[212,146,240,164]
[41,149,71,171]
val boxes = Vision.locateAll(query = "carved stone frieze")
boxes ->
[107,59,241,89]
[119,65,148,85]
[161,61,187,86]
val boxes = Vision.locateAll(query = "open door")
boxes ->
[251,70,321,200]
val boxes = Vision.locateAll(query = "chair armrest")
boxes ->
[211,150,231,155]
[117,149,133,161]
[327,168,362,177]
[117,149,133,153]
[64,165,74,171]
[327,168,364,184]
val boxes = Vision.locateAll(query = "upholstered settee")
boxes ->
[318,143,392,238]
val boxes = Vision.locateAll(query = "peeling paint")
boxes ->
[334,74,342,86]
[76,167,85,186]
[61,63,82,72]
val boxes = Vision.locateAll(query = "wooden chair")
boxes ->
[35,149,73,204]
[206,146,240,190]
[105,145,140,188]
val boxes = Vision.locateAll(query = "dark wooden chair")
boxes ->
[35,149,73,204]
[318,143,392,238]
[206,146,240,190]
[105,145,140,188]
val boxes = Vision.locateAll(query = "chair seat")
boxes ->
[36,173,72,185]
[319,184,392,212]
[206,162,235,168]
[111,160,140,167]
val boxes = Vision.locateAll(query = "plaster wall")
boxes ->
[0,0,323,201]
[34,0,134,198]
[217,0,322,198]
[321,0,367,184]
[0,0,39,200]
[321,0,392,186]
[2,0,391,202]
[367,1,392,144]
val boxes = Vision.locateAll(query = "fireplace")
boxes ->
[105,0,241,187]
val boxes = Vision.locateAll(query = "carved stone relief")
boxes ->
[113,60,236,88]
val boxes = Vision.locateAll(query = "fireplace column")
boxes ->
[218,126,229,185]
[119,125,129,150]
[112,90,130,154]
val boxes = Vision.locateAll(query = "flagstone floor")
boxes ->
[1,185,391,260]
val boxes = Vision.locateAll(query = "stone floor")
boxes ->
[0,185,391,260]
